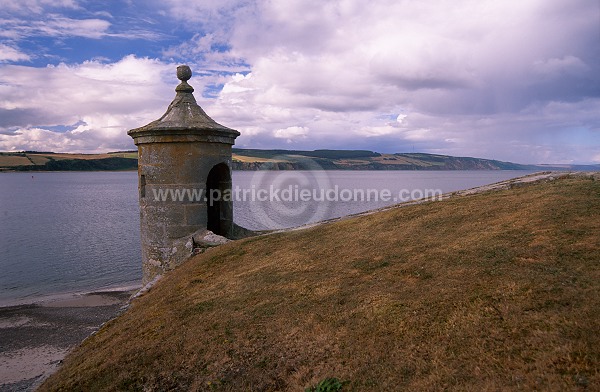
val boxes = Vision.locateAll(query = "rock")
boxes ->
[192,230,230,249]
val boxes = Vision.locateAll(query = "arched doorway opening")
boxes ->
[206,163,232,237]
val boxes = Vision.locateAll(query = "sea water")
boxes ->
[0,170,532,305]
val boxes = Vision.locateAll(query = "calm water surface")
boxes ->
[232,170,535,230]
[0,170,533,305]
[0,172,141,306]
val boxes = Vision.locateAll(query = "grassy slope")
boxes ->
[41,176,599,391]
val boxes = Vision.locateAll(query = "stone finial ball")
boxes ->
[177,65,192,81]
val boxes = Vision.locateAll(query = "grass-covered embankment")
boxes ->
[41,174,600,391]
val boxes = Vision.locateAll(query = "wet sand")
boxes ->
[0,290,136,391]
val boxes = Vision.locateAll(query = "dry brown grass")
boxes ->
[233,154,290,163]
[40,176,600,391]
[0,154,33,166]
[332,159,372,165]
[0,152,137,168]
[26,154,51,165]
[371,154,443,167]
[30,152,137,161]
[41,153,114,160]
[106,152,138,159]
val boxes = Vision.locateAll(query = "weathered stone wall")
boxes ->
[137,142,233,283]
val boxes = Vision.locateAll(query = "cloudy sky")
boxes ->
[0,0,598,164]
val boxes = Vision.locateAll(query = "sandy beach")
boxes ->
[0,289,137,391]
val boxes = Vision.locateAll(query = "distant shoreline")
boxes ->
[2,149,598,172]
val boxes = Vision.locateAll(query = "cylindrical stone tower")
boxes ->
[128,65,240,283]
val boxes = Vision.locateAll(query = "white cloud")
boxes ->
[43,16,111,38]
[273,126,308,142]
[0,12,164,44]
[0,0,79,14]
[0,55,175,153]
[0,16,110,40]
[1,127,86,152]
[221,73,253,94]
[357,125,398,137]
[0,43,30,62]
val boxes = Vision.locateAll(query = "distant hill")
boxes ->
[0,151,138,172]
[231,149,598,171]
[0,149,597,172]
[231,149,527,170]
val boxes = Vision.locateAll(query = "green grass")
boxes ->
[305,377,348,391]
[40,174,600,391]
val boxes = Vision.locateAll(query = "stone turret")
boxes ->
[128,65,240,283]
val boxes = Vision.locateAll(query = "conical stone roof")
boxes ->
[128,65,239,145]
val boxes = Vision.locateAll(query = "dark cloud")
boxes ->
[0,108,62,129]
